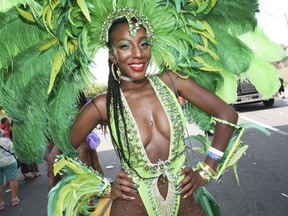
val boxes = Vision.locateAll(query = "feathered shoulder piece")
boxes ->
[48,155,111,216]
[0,0,285,161]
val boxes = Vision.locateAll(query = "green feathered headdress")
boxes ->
[0,0,285,162]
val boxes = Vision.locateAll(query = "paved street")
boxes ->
[1,96,288,216]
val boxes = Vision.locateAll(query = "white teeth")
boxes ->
[130,64,144,68]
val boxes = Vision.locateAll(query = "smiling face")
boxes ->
[108,21,151,81]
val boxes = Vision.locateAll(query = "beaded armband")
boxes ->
[211,117,240,129]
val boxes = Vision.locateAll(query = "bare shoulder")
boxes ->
[90,92,108,122]
[159,70,187,93]
[92,92,107,105]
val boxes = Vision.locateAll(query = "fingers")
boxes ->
[115,170,135,188]
[116,190,136,201]
[110,170,138,201]
[178,167,205,199]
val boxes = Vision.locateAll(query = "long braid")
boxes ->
[106,61,133,171]
[106,18,152,179]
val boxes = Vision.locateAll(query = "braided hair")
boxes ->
[106,60,132,165]
[106,18,142,177]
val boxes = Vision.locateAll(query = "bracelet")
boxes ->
[208,146,224,157]
[207,146,224,161]
[194,162,217,183]
[197,161,217,177]
[197,170,211,183]
[207,151,222,161]
[201,161,217,176]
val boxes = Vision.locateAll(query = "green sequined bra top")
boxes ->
[110,75,187,216]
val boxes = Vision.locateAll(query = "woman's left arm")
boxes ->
[163,72,238,197]
[178,76,238,168]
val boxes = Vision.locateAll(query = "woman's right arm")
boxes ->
[71,95,136,201]
[70,94,107,149]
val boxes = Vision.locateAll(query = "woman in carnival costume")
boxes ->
[0,0,285,215]
[70,13,237,216]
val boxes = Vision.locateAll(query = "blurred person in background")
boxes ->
[0,128,20,211]
[0,117,12,139]
[278,78,285,99]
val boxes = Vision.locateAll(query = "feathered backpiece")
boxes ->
[0,0,285,162]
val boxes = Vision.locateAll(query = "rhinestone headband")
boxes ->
[99,7,155,46]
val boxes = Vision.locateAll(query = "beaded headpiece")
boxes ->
[99,7,154,46]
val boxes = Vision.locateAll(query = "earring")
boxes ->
[111,63,120,83]
[146,60,158,76]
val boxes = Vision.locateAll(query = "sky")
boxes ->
[257,0,288,45]
[90,48,109,83]
[92,1,288,83]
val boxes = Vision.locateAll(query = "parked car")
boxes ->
[233,79,275,107]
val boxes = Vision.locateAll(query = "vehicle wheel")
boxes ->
[263,98,274,107]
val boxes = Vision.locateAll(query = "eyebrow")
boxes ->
[116,36,148,43]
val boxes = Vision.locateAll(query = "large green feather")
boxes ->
[0,43,55,162]
[243,55,280,99]
[0,0,22,12]
[239,27,286,63]
[213,30,253,75]
[216,69,237,104]
[0,2,85,162]
[207,0,258,36]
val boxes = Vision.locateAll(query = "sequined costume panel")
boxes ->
[110,75,187,216]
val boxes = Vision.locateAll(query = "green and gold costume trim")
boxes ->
[110,75,186,215]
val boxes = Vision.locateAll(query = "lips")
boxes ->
[129,63,145,72]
